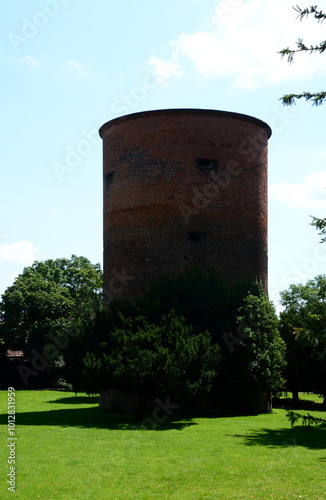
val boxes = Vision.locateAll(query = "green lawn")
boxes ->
[1,391,325,499]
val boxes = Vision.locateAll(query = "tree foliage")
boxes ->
[83,309,220,419]
[279,275,326,402]
[0,255,103,387]
[311,216,326,243]
[215,292,286,413]
[84,270,285,415]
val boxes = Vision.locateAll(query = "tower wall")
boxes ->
[99,109,271,301]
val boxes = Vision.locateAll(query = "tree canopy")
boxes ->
[84,270,286,415]
[0,255,102,388]
[279,274,326,403]
[83,309,220,420]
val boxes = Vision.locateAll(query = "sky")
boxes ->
[1,0,325,313]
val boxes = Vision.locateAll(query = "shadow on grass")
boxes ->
[229,425,326,450]
[0,406,195,431]
[273,397,325,413]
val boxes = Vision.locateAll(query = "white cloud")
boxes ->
[0,241,39,265]
[147,56,183,85]
[269,171,326,209]
[150,0,326,90]
[12,56,38,67]
[67,60,84,71]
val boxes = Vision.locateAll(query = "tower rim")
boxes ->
[99,108,272,139]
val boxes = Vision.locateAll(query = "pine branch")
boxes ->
[280,91,326,106]
[294,4,326,22]
[279,39,326,63]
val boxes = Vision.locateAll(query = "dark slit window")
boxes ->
[195,158,218,172]
[105,171,115,186]
[187,231,207,243]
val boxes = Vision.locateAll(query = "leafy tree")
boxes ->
[216,292,286,413]
[83,309,220,421]
[0,255,102,387]
[279,275,326,403]
[138,271,285,412]
[84,270,285,415]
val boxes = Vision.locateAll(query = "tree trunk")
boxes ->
[292,390,299,405]
[99,389,110,411]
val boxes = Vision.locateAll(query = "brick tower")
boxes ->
[99,109,271,302]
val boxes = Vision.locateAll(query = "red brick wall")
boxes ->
[100,109,271,302]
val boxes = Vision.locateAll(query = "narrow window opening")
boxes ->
[195,158,218,172]
[105,171,115,186]
[187,231,207,243]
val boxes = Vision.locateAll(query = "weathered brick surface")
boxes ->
[99,109,271,301]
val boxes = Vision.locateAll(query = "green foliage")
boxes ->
[83,309,220,402]
[84,269,285,414]
[0,255,103,387]
[281,91,326,106]
[216,291,286,412]
[135,268,262,340]
[0,271,74,353]
[311,216,326,243]
[279,275,326,400]
[236,293,286,392]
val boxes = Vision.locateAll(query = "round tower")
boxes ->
[99,109,271,302]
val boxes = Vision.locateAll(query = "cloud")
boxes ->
[12,56,38,67]
[147,56,183,85]
[67,60,85,71]
[0,241,39,265]
[269,171,326,209]
[149,0,326,90]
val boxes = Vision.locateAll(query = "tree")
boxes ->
[84,270,285,415]
[0,255,102,388]
[216,292,286,413]
[279,275,326,403]
[83,309,220,421]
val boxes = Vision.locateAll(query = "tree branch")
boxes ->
[311,216,326,243]
[280,91,326,106]
[294,4,326,22]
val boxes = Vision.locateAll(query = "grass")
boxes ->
[1,391,325,499]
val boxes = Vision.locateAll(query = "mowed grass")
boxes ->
[0,391,325,500]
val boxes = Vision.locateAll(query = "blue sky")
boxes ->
[1,0,325,312]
